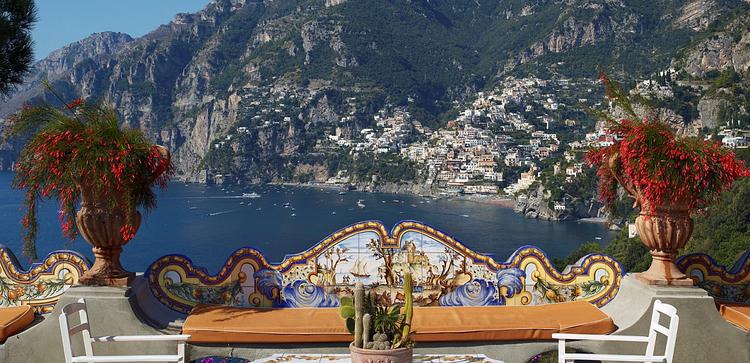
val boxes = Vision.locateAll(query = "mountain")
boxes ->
[1,0,749,182]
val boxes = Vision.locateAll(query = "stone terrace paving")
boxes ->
[197,353,504,363]
[0,220,748,363]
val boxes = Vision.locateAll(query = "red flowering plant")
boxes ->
[4,86,172,259]
[586,73,750,215]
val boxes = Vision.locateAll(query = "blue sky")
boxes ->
[32,0,211,60]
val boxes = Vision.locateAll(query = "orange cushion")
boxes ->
[720,304,750,331]
[0,306,35,342]
[183,301,615,344]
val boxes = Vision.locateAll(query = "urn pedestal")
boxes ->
[633,205,694,286]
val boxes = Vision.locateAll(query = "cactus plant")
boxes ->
[393,270,413,349]
[362,313,371,348]
[340,270,415,352]
[354,282,364,348]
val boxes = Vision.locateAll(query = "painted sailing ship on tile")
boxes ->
[148,220,624,314]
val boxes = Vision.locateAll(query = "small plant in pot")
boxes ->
[340,269,414,363]
[4,86,172,285]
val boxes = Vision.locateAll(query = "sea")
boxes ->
[0,172,615,272]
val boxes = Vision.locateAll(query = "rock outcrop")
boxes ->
[681,18,750,77]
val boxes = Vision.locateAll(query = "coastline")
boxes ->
[242,181,609,225]
[274,182,521,211]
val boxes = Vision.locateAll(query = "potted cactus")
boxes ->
[340,270,414,363]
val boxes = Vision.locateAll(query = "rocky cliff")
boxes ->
[1,0,748,183]
[514,184,605,222]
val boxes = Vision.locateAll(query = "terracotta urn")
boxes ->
[77,145,170,286]
[633,202,694,286]
[350,343,413,363]
[608,153,693,286]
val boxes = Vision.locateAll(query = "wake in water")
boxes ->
[208,210,234,216]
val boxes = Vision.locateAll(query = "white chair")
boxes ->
[59,298,190,363]
[552,300,679,363]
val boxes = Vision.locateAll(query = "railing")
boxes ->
[0,246,90,313]
[677,251,750,304]
[146,220,624,314]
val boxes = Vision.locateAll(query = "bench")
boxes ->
[720,304,750,331]
[0,306,35,342]
[183,301,615,344]
[146,221,624,345]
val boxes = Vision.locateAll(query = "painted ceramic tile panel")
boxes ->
[677,251,750,304]
[0,247,90,313]
[147,220,624,314]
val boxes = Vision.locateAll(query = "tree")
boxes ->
[0,0,36,96]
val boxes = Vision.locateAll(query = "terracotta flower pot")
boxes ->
[634,203,694,286]
[77,145,169,286]
[350,343,413,363]
[608,154,694,286]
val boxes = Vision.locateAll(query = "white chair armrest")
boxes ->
[552,333,650,342]
[91,335,191,342]
[563,353,666,362]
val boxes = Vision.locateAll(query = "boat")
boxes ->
[242,192,261,198]
[357,200,366,208]
[338,191,347,195]
[350,259,370,278]
[332,211,337,215]
[291,213,296,217]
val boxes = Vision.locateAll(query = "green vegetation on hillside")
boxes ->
[558,149,750,272]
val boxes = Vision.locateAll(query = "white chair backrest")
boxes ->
[59,298,94,363]
[645,300,680,363]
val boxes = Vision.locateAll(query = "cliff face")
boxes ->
[681,18,750,77]
[1,0,748,182]
[514,185,604,222]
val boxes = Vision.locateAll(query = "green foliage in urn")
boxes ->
[340,270,415,351]
[3,85,173,259]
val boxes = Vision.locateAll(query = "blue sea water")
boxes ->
[0,172,615,272]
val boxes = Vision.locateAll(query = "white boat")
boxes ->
[291,213,296,217]
[357,200,366,208]
[242,192,261,198]
[338,191,347,195]
[350,259,369,278]
[332,211,337,215]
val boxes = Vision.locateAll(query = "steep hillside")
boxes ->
[1,0,748,181]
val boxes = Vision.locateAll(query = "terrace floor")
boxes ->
[198,353,504,363]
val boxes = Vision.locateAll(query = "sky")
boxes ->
[32,0,212,61]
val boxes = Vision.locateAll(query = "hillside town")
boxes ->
[206,73,750,222]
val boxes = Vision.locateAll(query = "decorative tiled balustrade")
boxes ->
[147,221,624,314]
[677,251,750,304]
[0,246,90,313]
